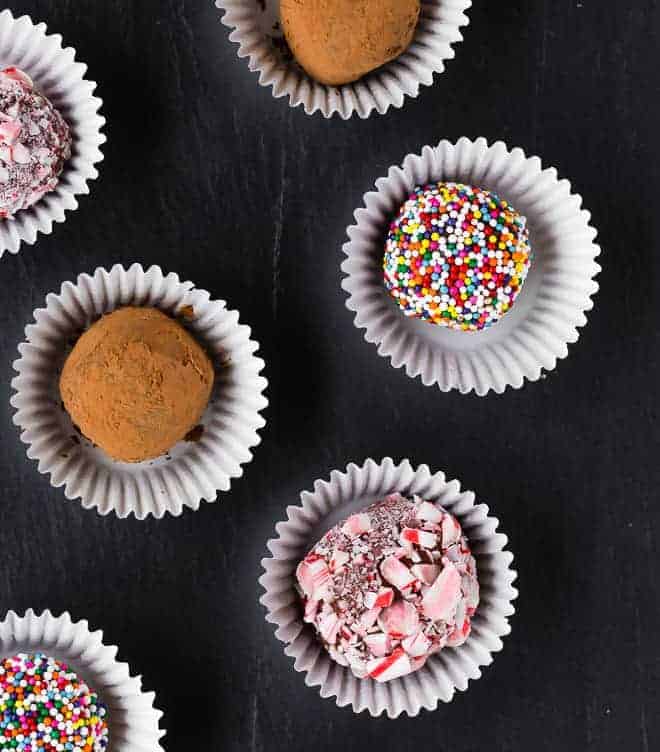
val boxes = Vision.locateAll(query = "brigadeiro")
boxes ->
[59,306,214,463]
[0,652,109,751]
[295,493,479,683]
[280,0,421,86]
[0,66,71,219]
[384,182,532,332]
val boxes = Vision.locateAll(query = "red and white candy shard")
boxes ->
[0,67,71,219]
[295,493,479,683]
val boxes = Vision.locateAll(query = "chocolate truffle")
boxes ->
[280,0,420,86]
[60,307,214,463]
[0,653,108,751]
[0,67,71,219]
[296,494,479,682]
[384,182,532,331]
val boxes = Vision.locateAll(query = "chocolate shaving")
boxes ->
[184,424,204,443]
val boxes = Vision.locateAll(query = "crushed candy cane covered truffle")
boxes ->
[296,493,479,683]
[0,652,109,751]
[384,182,531,331]
[0,67,72,219]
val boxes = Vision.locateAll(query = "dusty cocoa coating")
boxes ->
[60,307,214,463]
[280,0,420,86]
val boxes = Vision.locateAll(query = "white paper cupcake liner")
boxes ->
[0,9,105,257]
[341,138,601,395]
[260,457,517,717]
[215,0,471,119]
[10,263,268,520]
[0,609,164,751]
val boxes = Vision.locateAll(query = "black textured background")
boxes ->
[0,2,658,751]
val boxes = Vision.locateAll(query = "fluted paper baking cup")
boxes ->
[11,263,268,520]
[215,0,471,119]
[0,9,105,257]
[341,138,601,395]
[260,458,517,717]
[0,609,164,751]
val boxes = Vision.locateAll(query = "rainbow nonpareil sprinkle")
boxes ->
[0,653,108,751]
[383,182,532,332]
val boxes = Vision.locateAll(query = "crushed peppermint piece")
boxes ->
[342,513,371,537]
[0,67,71,219]
[364,587,394,609]
[295,493,479,682]
[363,633,390,657]
[422,561,462,622]
[377,599,419,638]
[380,555,418,592]
[416,500,444,523]
[411,563,441,585]
[367,648,411,683]
[401,526,438,548]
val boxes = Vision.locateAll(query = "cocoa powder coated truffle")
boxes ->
[60,307,214,463]
[280,0,421,86]
[296,494,479,682]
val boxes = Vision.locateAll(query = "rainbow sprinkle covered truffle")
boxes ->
[383,182,532,331]
[0,653,108,751]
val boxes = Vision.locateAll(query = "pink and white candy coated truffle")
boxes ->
[296,493,479,683]
[0,67,71,219]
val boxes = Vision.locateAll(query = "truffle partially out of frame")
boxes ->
[280,0,421,86]
[0,67,71,219]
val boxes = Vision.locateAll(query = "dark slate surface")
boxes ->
[0,1,657,751]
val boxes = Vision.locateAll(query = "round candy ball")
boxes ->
[296,493,479,683]
[383,182,532,331]
[0,67,72,219]
[0,653,109,751]
[60,306,215,463]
